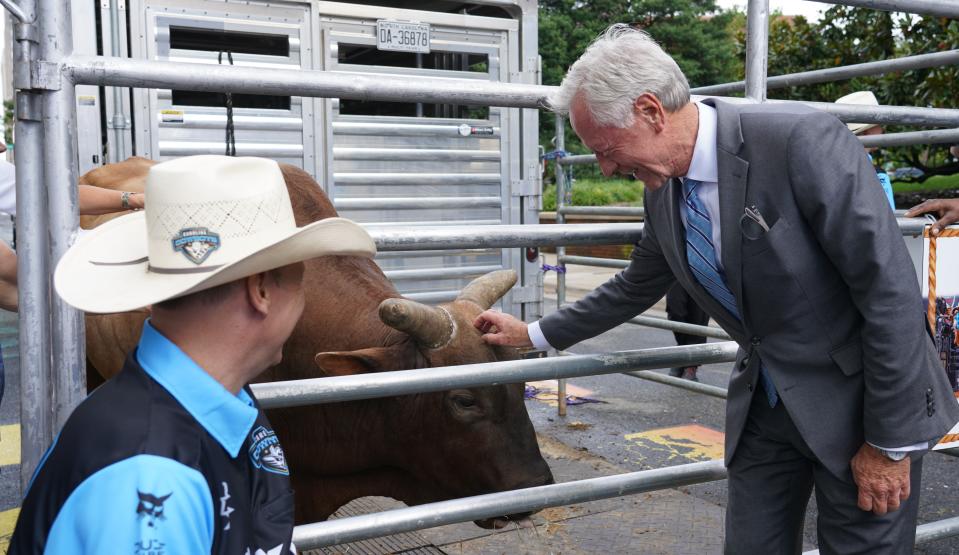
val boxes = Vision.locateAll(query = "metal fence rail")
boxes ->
[60,56,959,127]
[251,342,739,409]
[693,49,959,96]
[292,460,728,549]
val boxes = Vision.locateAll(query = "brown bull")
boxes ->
[80,158,553,527]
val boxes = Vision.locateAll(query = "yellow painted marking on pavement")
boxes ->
[0,508,20,551]
[0,425,20,467]
[625,424,725,463]
[526,380,596,407]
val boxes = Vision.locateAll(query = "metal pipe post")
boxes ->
[107,0,126,161]
[745,0,770,102]
[293,459,727,549]
[553,113,567,417]
[39,0,85,430]
[12,0,52,493]
[14,93,50,494]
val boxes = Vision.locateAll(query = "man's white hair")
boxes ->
[549,24,690,128]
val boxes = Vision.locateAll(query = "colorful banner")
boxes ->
[921,227,959,450]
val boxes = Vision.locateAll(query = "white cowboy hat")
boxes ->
[54,155,376,314]
[835,90,880,135]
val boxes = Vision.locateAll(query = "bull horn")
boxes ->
[456,270,517,309]
[378,298,453,349]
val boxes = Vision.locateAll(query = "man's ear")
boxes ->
[633,93,666,132]
[314,346,415,376]
[246,272,271,316]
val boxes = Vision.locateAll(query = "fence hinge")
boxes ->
[511,178,540,198]
[16,91,42,122]
[30,61,62,91]
[510,285,540,303]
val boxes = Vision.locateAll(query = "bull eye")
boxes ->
[452,393,477,409]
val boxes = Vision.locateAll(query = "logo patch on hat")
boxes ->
[172,227,221,265]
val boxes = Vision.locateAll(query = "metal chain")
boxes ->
[218,50,237,156]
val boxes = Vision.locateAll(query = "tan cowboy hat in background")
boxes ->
[54,155,376,314]
[835,90,880,135]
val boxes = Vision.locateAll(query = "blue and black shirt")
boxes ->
[9,321,296,554]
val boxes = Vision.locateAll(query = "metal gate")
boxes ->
[87,0,541,317]
[319,2,523,306]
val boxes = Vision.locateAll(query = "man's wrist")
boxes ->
[875,446,909,462]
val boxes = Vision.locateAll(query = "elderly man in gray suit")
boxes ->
[476,25,959,554]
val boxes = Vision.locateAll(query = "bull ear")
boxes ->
[314,346,410,376]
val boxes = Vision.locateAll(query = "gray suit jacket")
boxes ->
[540,99,959,479]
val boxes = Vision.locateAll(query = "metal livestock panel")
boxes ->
[318,2,532,312]
[103,0,541,317]
[129,0,317,172]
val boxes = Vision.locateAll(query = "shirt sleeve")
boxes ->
[526,320,554,351]
[44,454,214,554]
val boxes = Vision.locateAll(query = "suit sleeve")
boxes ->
[44,454,214,554]
[787,111,933,448]
[539,198,677,350]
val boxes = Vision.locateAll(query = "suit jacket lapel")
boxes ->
[709,99,750,321]
[718,154,749,318]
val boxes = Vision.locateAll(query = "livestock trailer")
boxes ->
[68,0,543,319]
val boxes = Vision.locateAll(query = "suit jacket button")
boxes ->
[751,336,761,346]
[928,408,936,416]
[747,383,753,392]
[740,357,750,369]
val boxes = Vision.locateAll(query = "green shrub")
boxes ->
[542,178,644,211]
[892,173,959,194]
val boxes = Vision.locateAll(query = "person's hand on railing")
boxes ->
[905,199,959,236]
[473,310,533,348]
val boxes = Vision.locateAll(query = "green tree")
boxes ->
[749,6,959,179]
[539,0,740,180]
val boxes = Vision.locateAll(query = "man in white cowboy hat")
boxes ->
[9,155,375,554]
[836,90,896,210]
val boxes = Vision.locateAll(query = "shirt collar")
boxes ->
[136,320,258,458]
[683,102,719,183]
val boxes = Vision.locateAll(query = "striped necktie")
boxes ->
[682,178,778,407]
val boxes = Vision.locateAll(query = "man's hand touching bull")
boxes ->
[473,311,533,348]
[905,198,959,236]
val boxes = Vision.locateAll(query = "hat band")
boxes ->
[148,264,224,275]
[89,257,222,275]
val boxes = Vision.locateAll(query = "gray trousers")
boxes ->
[726,393,922,554]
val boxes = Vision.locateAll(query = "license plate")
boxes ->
[376,20,430,54]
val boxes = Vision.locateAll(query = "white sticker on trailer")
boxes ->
[376,20,430,54]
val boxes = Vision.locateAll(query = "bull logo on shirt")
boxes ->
[249,426,289,475]
[136,490,172,528]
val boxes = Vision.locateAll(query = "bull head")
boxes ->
[312,270,553,528]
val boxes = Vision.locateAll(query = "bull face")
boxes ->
[314,271,554,528]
